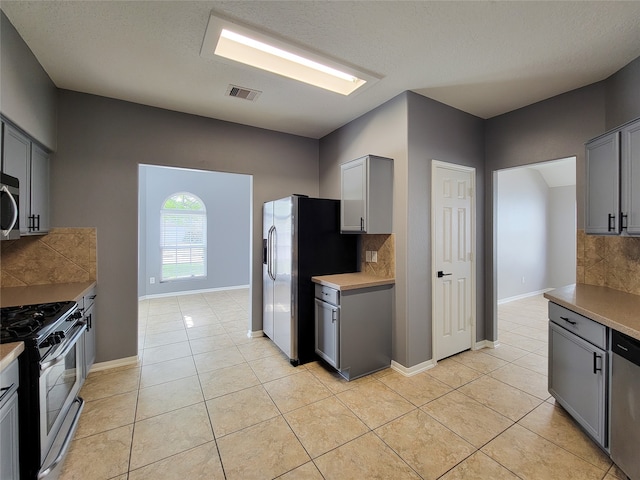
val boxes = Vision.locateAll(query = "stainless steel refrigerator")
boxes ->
[263,195,358,365]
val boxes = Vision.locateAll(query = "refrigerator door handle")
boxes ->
[271,226,277,279]
[268,226,276,280]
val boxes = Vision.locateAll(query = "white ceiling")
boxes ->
[2,1,640,139]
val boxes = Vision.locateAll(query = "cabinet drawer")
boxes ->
[315,284,339,306]
[549,302,607,349]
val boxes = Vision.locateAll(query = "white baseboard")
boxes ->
[89,355,139,373]
[497,288,553,305]
[391,359,436,377]
[249,329,264,338]
[474,340,500,350]
[139,284,250,301]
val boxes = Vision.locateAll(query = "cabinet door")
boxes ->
[30,144,50,233]
[0,392,20,480]
[315,299,339,368]
[2,125,31,234]
[586,132,620,234]
[341,158,367,232]
[549,322,607,447]
[622,119,640,235]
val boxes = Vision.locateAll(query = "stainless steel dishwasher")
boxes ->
[610,330,640,480]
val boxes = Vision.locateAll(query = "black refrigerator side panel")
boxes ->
[296,198,358,364]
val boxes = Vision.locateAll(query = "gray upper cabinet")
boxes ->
[586,118,640,236]
[585,131,620,234]
[621,119,640,235]
[30,144,50,234]
[1,123,50,235]
[340,155,393,234]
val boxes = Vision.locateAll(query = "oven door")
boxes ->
[38,321,85,476]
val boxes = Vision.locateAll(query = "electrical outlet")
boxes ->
[371,251,378,263]
[365,251,372,262]
[150,277,156,284]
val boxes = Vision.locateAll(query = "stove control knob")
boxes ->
[69,311,83,321]
[55,331,66,341]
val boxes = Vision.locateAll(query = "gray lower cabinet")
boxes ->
[314,283,393,380]
[314,297,339,369]
[548,303,608,448]
[0,359,20,480]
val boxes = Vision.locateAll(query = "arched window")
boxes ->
[160,192,206,281]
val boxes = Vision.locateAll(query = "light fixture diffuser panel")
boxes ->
[201,14,378,95]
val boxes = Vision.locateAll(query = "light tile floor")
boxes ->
[58,292,628,480]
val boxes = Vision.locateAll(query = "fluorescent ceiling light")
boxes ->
[201,15,377,95]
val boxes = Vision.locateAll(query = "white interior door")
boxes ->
[432,161,475,361]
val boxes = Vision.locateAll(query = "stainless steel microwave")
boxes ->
[1,172,20,240]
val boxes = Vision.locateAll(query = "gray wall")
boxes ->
[319,91,485,368]
[548,185,576,289]
[497,168,549,300]
[53,90,318,363]
[406,92,485,364]
[485,84,605,341]
[319,93,409,364]
[0,10,57,150]
[605,56,640,130]
[485,54,640,341]
[138,165,251,297]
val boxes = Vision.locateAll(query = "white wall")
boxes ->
[138,165,251,297]
[497,167,576,301]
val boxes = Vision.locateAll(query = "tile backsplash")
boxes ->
[361,234,395,278]
[0,227,97,287]
[577,229,640,295]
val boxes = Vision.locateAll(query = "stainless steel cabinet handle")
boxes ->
[332,309,337,323]
[560,316,577,325]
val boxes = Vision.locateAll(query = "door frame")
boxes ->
[431,160,477,362]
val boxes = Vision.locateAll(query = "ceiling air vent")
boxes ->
[226,85,261,101]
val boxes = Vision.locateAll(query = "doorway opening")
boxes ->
[494,156,576,353]
[137,164,253,355]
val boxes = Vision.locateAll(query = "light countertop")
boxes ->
[0,342,24,372]
[312,273,395,291]
[544,284,640,341]
[1,281,96,307]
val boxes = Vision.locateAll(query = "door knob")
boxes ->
[437,271,452,278]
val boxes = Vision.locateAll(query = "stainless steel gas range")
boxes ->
[1,301,85,480]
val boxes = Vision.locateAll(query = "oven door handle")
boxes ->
[37,396,84,479]
[39,322,86,374]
